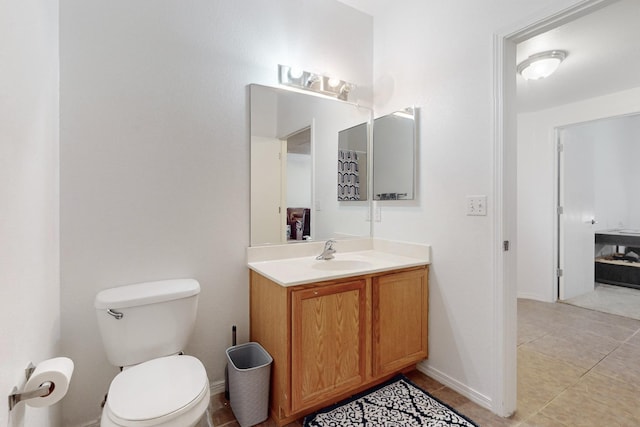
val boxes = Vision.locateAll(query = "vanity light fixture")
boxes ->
[517,50,567,80]
[278,64,355,101]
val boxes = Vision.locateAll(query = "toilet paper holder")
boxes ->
[8,362,55,411]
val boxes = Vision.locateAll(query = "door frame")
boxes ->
[493,0,613,416]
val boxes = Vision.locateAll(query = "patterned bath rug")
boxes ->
[303,375,479,427]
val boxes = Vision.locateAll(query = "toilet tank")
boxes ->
[94,279,200,367]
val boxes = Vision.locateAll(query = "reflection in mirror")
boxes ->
[250,84,372,246]
[373,107,417,200]
[338,123,368,201]
[285,128,311,241]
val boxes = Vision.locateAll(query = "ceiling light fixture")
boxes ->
[517,50,567,80]
[278,65,355,101]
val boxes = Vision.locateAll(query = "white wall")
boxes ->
[361,0,589,413]
[518,87,640,302]
[59,1,372,425]
[0,1,60,426]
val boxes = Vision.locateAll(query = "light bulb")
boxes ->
[288,67,303,79]
[327,77,341,88]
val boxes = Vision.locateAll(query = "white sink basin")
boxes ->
[312,259,374,271]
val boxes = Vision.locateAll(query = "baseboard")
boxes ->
[517,291,554,302]
[78,419,100,427]
[416,361,492,410]
[210,379,226,396]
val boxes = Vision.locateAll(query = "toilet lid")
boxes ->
[107,355,208,423]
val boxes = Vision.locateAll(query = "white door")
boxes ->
[558,127,596,300]
[250,136,286,245]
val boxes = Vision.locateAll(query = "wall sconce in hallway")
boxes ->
[517,50,567,80]
[278,64,355,101]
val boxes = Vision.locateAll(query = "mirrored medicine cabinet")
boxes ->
[373,107,416,201]
[250,84,417,246]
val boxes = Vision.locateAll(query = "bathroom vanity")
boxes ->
[247,240,430,425]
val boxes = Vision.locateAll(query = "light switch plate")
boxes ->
[466,195,487,216]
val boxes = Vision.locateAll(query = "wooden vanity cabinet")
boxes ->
[249,265,428,426]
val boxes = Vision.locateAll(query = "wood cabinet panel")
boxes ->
[291,280,366,411]
[372,268,428,376]
[249,270,291,416]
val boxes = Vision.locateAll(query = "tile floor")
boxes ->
[565,283,640,320]
[210,298,640,426]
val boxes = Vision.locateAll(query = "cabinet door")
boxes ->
[372,268,428,377]
[291,280,366,411]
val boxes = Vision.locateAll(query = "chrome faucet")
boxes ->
[316,240,336,260]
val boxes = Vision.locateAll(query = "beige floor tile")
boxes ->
[566,371,640,419]
[574,304,640,331]
[593,342,640,384]
[518,318,551,345]
[571,317,639,342]
[455,401,517,427]
[542,309,638,342]
[510,399,541,424]
[625,329,640,347]
[540,386,640,427]
[516,347,586,420]
[404,369,445,393]
[518,345,587,388]
[431,386,471,408]
[521,331,615,370]
[210,405,237,426]
[518,412,569,427]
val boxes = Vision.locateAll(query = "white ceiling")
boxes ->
[517,0,640,113]
[338,0,640,114]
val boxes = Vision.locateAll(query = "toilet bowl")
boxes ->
[94,279,212,427]
[100,355,210,427]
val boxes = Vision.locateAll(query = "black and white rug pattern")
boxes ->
[303,375,479,427]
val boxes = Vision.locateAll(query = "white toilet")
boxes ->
[94,279,211,427]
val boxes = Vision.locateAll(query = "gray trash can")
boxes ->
[225,342,273,427]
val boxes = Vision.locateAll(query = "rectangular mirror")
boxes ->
[373,107,417,200]
[250,84,372,246]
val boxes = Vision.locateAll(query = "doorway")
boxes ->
[557,113,640,318]
[497,0,640,417]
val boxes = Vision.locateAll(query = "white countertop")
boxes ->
[247,239,430,287]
